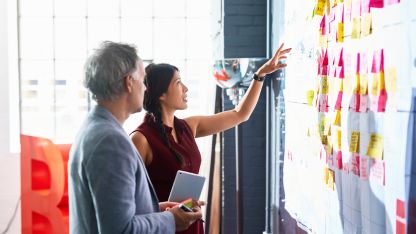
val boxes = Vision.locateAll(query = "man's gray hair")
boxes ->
[84,41,140,101]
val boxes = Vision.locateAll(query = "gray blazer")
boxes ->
[69,106,174,234]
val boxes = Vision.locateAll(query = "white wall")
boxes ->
[0,0,21,233]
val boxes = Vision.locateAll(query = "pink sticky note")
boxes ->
[370,95,378,111]
[320,15,327,35]
[356,53,360,74]
[343,161,350,173]
[338,48,344,66]
[327,151,334,166]
[370,159,385,185]
[351,153,360,176]
[352,0,362,17]
[319,95,329,112]
[386,0,400,5]
[337,151,343,170]
[371,50,380,73]
[362,0,371,14]
[335,91,343,110]
[360,94,369,112]
[360,157,369,180]
[369,0,384,8]
[350,94,361,112]
[360,52,368,74]
[338,66,345,78]
[380,49,384,71]
[378,89,388,112]
[323,49,329,66]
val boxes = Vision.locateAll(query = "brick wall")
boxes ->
[222,86,267,234]
[223,0,267,58]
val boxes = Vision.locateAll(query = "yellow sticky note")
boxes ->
[337,22,344,43]
[360,73,368,95]
[328,169,335,190]
[315,0,326,16]
[324,166,329,184]
[354,73,361,95]
[334,110,341,126]
[387,67,397,94]
[321,76,329,94]
[371,73,379,96]
[362,13,372,37]
[367,133,384,159]
[379,71,386,91]
[321,135,328,145]
[319,34,328,48]
[349,131,360,153]
[336,129,342,149]
[344,74,352,95]
[306,90,315,106]
[351,17,361,39]
[318,116,327,136]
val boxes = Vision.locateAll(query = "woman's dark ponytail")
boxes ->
[143,63,184,165]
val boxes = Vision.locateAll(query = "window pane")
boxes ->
[87,18,120,50]
[121,0,153,17]
[54,0,86,17]
[154,0,186,18]
[88,0,120,17]
[187,0,210,18]
[19,0,53,17]
[154,19,186,60]
[121,18,153,59]
[186,19,212,59]
[55,18,87,59]
[20,18,53,59]
[55,60,88,141]
[20,59,55,139]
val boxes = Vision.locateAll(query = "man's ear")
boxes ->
[125,75,133,93]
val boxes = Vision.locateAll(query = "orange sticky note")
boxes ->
[367,133,383,159]
[349,131,360,153]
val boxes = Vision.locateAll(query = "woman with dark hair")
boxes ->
[130,43,291,234]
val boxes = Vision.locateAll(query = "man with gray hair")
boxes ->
[69,41,202,234]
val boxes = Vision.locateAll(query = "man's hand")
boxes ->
[159,201,178,211]
[255,43,291,78]
[168,205,203,231]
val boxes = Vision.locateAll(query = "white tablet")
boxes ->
[168,170,206,202]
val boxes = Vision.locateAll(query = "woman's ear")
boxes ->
[159,93,167,102]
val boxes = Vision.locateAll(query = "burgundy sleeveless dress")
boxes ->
[133,114,204,234]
